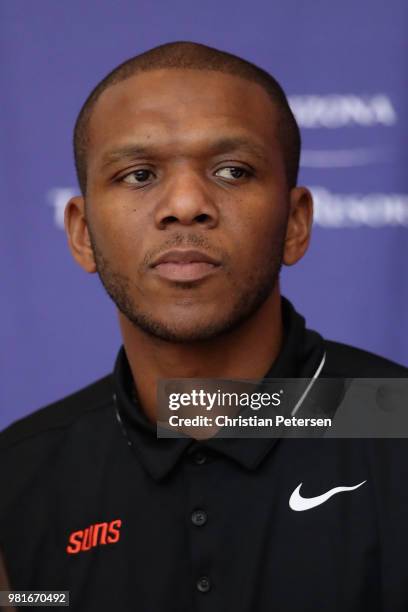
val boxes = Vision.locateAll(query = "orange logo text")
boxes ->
[66,519,122,554]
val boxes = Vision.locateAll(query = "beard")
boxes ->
[88,228,286,344]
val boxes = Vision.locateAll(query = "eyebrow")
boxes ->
[100,136,269,169]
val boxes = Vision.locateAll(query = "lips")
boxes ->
[151,249,220,267]
[150,249,221,282]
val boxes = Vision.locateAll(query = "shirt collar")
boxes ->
[113,296,326,480]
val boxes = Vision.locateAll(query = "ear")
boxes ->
[64,196,96,273]
[283,187,313,266]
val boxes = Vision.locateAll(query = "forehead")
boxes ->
[87,68,280,164]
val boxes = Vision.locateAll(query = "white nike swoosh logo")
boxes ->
[289,480,367,511]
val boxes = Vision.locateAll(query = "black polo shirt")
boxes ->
[1,297,408,611]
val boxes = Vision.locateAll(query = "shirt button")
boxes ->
[196,576,211,593]
[191,509,207,527]
[192,450,207,465]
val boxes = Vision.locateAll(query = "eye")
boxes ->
[214,166,251,180]
[121,169,154,184]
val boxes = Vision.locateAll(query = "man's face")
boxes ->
[81,69,293,342]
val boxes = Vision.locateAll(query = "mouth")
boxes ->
[150,249,221,283]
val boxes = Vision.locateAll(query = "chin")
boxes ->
[148,319,227,343]
[127,309,235,343]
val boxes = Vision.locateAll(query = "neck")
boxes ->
[118,288,283,424]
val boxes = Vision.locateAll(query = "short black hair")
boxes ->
[73,41,301,195]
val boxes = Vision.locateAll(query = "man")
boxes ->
[1,41,407,612]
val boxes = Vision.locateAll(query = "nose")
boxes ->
[153,168,219,230]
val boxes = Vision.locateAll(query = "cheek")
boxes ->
[91,202,147,262]
[230,198,288,262]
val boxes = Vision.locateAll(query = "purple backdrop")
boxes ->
[1,0,407,429]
